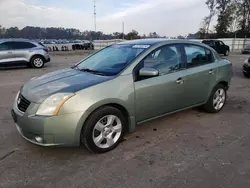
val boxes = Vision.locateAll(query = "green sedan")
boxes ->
[11,39,232,153]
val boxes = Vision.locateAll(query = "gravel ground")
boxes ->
[0,53,250,188]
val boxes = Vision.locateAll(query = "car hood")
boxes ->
[21,68,114,103]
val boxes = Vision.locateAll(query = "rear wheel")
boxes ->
[204,84,227,113]
[224,50,229,56]
[81,106,126,153]
[243,71,250,78]
[30,56,45,68]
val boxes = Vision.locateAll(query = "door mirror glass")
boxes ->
[139,67,159,77]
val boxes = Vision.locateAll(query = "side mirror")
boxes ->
[139,67,159,77]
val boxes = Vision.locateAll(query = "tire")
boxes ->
[224,50,229,56]
[243,71,250,78]
[204,84,227,113]
[81,106,126,153]
[30,56,45,68]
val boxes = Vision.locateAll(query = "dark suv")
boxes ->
[202,40,230,56]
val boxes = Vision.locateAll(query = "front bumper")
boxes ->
[242,50,250,54]
[11,101,85,147]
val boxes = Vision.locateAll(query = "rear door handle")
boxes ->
[7,51,13,54]
[176,78,184,84]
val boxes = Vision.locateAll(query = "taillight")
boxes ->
[43,48,49,53]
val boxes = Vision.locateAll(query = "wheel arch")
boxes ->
[206,80,229,103]
[76,101,134,145]
[29,54,45,63]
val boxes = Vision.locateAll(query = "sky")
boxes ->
[0,0,213,36]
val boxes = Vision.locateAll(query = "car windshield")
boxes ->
[75,44,149,76]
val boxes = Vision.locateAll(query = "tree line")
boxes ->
[200,0,250,38]
[1,0,249,40]
[0,26,165,40]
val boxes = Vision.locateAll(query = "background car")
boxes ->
[202,39,230,56]
[243,57,250,77]
[0,39,50,68]
[11,39,232,153]
[241,45,250,54]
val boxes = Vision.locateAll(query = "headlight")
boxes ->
[15,90,20,101]
[36,93,75,116]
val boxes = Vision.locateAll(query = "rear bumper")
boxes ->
[44,54,51,63]
[45,57,51,63]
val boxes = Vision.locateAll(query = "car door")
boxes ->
[0,42,15,64]
[181,44,217,106]
[134,44,187,122]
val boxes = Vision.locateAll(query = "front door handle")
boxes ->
[209,69,215,74]
[7,51,13,54]
[176,78,184,84]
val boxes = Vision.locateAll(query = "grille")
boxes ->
[17,94,31,113]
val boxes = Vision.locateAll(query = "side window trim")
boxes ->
[133,43,185,82]
[182,43,214,69]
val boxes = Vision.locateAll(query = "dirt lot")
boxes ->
[0,53,250,188]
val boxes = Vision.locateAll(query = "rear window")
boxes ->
[38,42,45,47]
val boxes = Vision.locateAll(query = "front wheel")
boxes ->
[81,106,126,153]
[204,84,227,113]
[31,56,45,68]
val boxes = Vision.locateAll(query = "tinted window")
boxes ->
[203,41,215,47]
[142,45,182,75]
[0,42,11,51]
[11,42,36,50]
[184,45,213,68]
[219,41,224,46]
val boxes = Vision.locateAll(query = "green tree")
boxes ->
[215,0,235,37]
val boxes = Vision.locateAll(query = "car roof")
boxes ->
[117,38,204,46]
[202,39,221,42]
[0,38,35,43]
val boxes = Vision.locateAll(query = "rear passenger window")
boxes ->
[12,42,36,50]
[184,45,213,68]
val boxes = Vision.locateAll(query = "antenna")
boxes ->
[93,0,96,32]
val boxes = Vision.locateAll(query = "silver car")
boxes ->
[0,39,50,68]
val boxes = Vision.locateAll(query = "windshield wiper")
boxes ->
[80,68,107,76]
[71,64,80,70]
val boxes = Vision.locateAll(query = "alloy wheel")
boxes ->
[92,115,122,149]
[213,88,226,110]
[33,58,44,68]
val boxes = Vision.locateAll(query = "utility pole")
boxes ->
[93,0,96,33]
[122,22,125,40]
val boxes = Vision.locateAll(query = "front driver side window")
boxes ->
[142,45,182,75]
